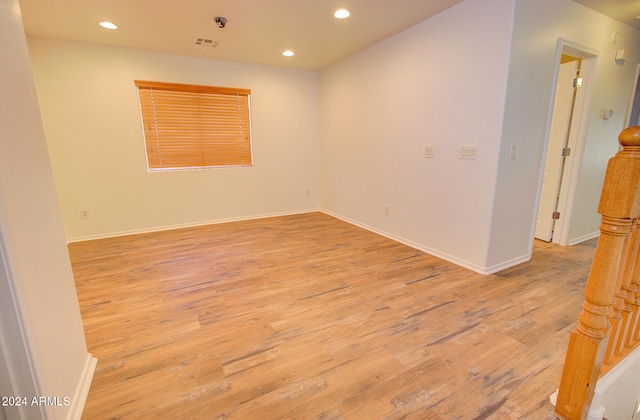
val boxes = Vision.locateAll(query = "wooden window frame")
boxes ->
[135,80,253,171]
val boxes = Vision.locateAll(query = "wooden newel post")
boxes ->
[555,126,640,420]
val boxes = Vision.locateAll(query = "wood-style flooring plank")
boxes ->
[69,212,597,419]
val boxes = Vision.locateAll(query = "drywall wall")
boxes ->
[0,0,94,417]
[28,38,321,241]
[488,0,640,270]
[319,0,514,272]
[320,0,640,273]
[588,348,640,420]
[27,0,640,274]
[0,219,42,419]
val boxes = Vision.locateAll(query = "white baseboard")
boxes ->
[566,231,599,246]
[321,210,525,275]
[68,208,533,275]
[481,254,532,274]
[67,353,97,420]
[67,209,322,243]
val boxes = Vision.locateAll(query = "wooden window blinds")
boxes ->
[135,80,253,170]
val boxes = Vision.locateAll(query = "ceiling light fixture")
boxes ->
[99,21,118,30]
[282,50,295,57]
[334,9,350,19]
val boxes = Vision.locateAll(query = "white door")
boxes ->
[535,60,578,241]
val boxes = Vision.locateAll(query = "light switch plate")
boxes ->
[460,145,477,160]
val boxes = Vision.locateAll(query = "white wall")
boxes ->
[0,0,95,417]
[26,0,640,273]
[488,0,640,269]
[319,0,514,272]
[317,0,640,273]
[28,38,321,241]
[588,349,640,420]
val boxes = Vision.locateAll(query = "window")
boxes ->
[134,80,253,170]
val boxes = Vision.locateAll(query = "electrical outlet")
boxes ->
[384,206,390,216]
[80,209,90,219]
[424,145,435,158]
[306,190,311,198]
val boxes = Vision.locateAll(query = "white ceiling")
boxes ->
[17,0,640,71]
[17,0,465,71]
[572,0,640,32]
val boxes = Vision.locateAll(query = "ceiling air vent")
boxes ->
[195,38,220,48]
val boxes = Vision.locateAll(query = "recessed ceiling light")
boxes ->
[99,21,118,30]
[334,9,350,19]
[282,50,295,57]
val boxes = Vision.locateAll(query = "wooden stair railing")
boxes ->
[555,126,640,420]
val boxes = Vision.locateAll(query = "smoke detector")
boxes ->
[214,17,227,29]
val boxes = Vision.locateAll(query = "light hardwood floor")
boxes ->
[69,212,597,419]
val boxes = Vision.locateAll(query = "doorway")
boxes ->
[535,40,597,245]
[535,55,581,242]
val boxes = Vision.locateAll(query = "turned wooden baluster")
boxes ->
[604,221,632,365]
[603,217,640,365]
[631,218,640,346]
[555,126,640,420]
[621,218,640,352]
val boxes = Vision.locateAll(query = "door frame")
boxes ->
[625,63,640,127]
[537,38,598,246]
[0,190,47,419]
